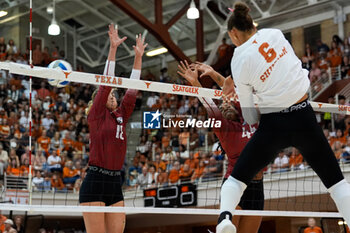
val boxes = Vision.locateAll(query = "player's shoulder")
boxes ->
[258,28,283,36]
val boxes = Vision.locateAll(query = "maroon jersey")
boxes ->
[199,97,257,178]
[88,61,137,170]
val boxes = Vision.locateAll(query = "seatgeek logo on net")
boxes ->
[143,110,221,129]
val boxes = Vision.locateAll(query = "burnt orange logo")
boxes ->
[252,40,257,44]
[144,82,151,88]
[318,104,323,108]
[214,90,222,97]
[63,71,72,79]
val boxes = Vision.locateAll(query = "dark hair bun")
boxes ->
[234,2,250,16]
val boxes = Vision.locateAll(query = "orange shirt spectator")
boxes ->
[63,166,77,178]
[328,53,342,67]
[0,212,7,233]
[317,58,329,70]
[37,131,51,153]
[304,227,323,233]
[179,164,193,182]
[6,165,21,176]
[304,218,323,233]
[184,156,199,170]
[74,140,84,153]
[51,174,65,190]
[191,161,205,181]
[289,148,303,167]
[33,44,43,65]
[157,168,168,185]
[168,161,181,184]
[62,133,74,151]
[161,132,170,149]
[330,129,347,147]
[20,165,29,176]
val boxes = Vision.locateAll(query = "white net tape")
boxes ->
[0,61,349,115]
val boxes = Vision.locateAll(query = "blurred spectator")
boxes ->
[47,149,62,173]
[137,166,150,189]
[304,217,323,233]
[152,154,166,171]
[0,210,7,233]
[128,174,137,188]
[289,148,304,170]
[63,160,80,185]
[0,37,6,59]
[309,62,321,81]
[33,44,43,66]
[42,174,52,192]
[161,146,176,162]
[168,161,180,184]
[20,159,30,176]
[33,151,47,171]
[38,228,47,233]
[272,150,289,172]
[146,93,159,109]
[0,143,8,176]
[42,112,54,130]
[6,39,17,56]
[147,165,158,188]
[202,156,222,181]
[341,56,350,79]
[32,170,44,191]
[191,160,205,182]
[42,47,51,66]
[3,219,16,233]
[159,67,169,83]
[317,39,330,55]
[179,163,193,183]
[6,158,20,176]
[51,173,66,192]
[37,82,50,100]
[157,167,168,186]
[51,46,59,60]
[13,216,24,233]
[37,129,51,154]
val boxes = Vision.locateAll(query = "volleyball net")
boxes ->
[0,61,350,220]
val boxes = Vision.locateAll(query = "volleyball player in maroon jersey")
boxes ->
[79,24,147,233]
[178,61,263,233]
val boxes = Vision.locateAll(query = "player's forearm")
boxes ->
[207,70,225,87]
[133,54,142,70]
[107,46,117,61]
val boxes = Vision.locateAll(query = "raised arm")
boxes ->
[192,62,226,87]
[119,33,148,122]
[177,61,241,134]
[88,24,127,120]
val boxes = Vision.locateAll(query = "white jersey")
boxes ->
[231,28,310,125]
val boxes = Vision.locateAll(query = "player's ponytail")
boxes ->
[227,2,254,32]
[85,89,99,115]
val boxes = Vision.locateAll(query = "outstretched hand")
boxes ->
[177,60,200,86]
[133,34,148,57]
[193,62,215,78]
[108,24,127,48]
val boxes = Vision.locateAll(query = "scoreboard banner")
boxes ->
[143,183,197,208]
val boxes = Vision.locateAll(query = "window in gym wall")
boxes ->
[304,24,321,53]
[284,32,292,45]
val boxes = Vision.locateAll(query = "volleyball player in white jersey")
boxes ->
[216,2,350,233]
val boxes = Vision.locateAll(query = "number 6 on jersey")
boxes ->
[259,42,276,63]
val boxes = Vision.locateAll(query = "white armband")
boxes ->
[103,60,116,76]
[130,69,141,80]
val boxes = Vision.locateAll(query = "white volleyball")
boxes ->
[48,60,72,88]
